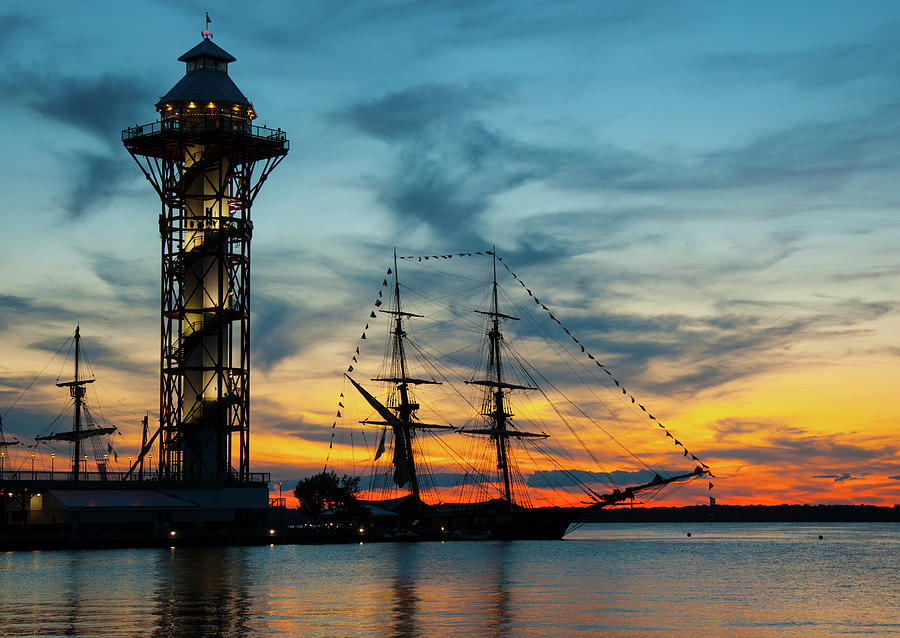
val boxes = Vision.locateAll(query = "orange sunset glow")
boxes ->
[1,2,899,515]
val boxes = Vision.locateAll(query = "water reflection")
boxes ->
[61,555,85,637]
[152,547,251,637]
[485,543,512,637]
[3,525,899,636]
[389,545,421,637]
[379,541,515,637]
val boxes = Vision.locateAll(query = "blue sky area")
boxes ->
[1,1,899,504]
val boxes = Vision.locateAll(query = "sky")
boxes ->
[1,0,899,507]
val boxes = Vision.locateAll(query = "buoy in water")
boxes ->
[686,532,692,537]
[818,535,824,540]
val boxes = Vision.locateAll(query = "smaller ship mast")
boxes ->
[62,325,89,479]
[36,326,116,479]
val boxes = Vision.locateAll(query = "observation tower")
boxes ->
[123,34,288,484]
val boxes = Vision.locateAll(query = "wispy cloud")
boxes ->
[694,25,900,89]
[336,72,900,258]
[715,428,897,467]
[813,473,861,483]
[0,69,154,219]
[0,294,78,332]
[0,11,37,55]
[29,333,148,376]
[500,290,895,396]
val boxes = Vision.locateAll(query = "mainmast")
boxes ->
[463,251,546,509]
[488,254,513,504]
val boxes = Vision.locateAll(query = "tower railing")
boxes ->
[0,469,270,483]
[123,116,289,146]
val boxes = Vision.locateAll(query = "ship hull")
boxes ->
[429,506,580,540]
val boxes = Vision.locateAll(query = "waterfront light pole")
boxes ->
[50,453,55,476]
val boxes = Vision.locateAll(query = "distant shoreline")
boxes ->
[584,504,900,523]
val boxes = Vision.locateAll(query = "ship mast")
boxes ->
[346,249,452,516]
[488,254,513,504]
[57,326,91,479]
[37,326,117,477]
[463,251,547,510]
[388,249,422,507]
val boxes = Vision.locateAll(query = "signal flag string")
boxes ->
[394,249,711,478]
[493,254,712,479]
[323,262,393,472]
[325,251,714,498]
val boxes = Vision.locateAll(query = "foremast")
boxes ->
[463,252,547,510]
[346,250,451,516]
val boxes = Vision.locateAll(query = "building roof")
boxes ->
[178,38,237,63]
[156,69,251,107]
[156,39,251,108]
[49,489,198,510]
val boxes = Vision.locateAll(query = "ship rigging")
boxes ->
[334,250,710,537]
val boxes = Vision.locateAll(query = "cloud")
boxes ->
[252,295,301,371]
[64,151,135,220]
[0,406,65,440]
[335,84,526,242]
[18,72,153,145]
[336,83,659,244]
[501,293,894,396]
[243,1,656,57]
[0,294,77,332]
[88,251,157,307]
[252,293,355,373]
[336,56,900,252]
[890,475,900,481]
[282,420,338,444]
[29,333,146,376]
[812,473,861,483]
[715,430,896,468]
[0,68,154,218]
[348,249,896,398]
[338,82,507,142]
[694,25,900,89]
[0,11,38,55]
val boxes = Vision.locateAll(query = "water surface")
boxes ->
[1,522,898,636]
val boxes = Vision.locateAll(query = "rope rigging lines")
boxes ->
[324,249,713,507]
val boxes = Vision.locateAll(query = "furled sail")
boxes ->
[36,426,117,443]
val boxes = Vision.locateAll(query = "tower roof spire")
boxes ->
[177,38,236,63]
[202,11,212,40]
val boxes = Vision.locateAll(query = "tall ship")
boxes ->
[336,250,711,540]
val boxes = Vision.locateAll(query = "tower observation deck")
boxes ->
[123,36,288,484]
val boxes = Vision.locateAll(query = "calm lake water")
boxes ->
[1,522,898,636]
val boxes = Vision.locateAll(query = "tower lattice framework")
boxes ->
[123,38,288,483]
